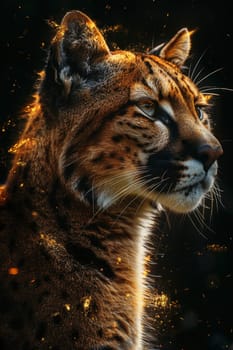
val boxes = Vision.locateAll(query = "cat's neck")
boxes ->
[5,148,158,350]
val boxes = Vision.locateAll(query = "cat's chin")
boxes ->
[156,178,214,214]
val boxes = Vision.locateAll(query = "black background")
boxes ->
[0,1,232,349]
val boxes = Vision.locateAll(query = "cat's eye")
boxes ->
[137,100,156,118]
[196,106,204,121]
[136,99,172,125]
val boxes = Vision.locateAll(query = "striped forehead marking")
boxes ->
[130,82,175,121]
[141,55,199,101]
[130,82,159,100]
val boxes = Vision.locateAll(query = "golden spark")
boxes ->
[83,296,92,310]
[8,267,19,275]
[8,138,36,154]
[64,303,71,311]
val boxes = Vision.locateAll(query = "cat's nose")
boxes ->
[195,143,223,172]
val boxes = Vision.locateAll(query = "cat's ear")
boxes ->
[44,11,110,95]
[151,28,191,67]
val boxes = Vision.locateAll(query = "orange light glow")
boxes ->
[24,93,41,117]
[8,267,19,275]
[8,138,36,154]
[116,257,122,264]
[64,303,71,311]
[207,244,228,252]
[47,19,59,29]
[83,296,92,311]
[153,293,169,308]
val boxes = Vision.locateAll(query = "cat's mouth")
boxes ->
[154,173,215,214]
[172,175,212,195]
[175,183,199,195]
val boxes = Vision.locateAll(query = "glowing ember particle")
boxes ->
[64,304,71,311]
[37,70,45,79]
[47,19,59,29]
[24,105,31,113]
[8,138,36,154]
[52,311,60,318]
[101,24,123,35]
[23,94,41,116]
[116,257,122,264]
[40,233,58,248]
[207,244,228,252]
[8,140,28,153]
[83,296,92,310]
[0,186,7,202]
[154,293,169,308]
[8,267,19,275]
[143,268,150,276]
[144,255,151,262]
[52,24,66,44]
[16,161,26,166]
[32,211,38,217]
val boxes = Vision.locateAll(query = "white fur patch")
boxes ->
[158,160,218,213]
[96,190,114,209]
[174,159,205,191]
[59,66,72,95]
[134,208,155,350]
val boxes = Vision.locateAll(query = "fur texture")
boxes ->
[0,11,222,350]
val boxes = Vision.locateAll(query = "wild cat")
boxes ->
[0,10,222,350]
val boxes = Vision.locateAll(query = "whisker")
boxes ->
[195,67,223,87]
[110,185,148,227]
[200,86,233,93]
[192,67,205,84]
[209,190,214,221]
[212,182,224,209]
[134,179,168,216]
[202,92,220,96]
[193,205,214,235]
[220,139,233,144]
[110,175,167,226]
[189,49,208,81]
[80,170,144,224]
[187,212,208,239]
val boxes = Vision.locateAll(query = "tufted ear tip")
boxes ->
[157,27,192,67]
[40,11,111,105]
[61,10,84,23]
[60,10,95,29]
[44,10,110,91]
[55,10,110,64]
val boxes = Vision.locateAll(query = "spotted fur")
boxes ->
[0,11,222,350]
